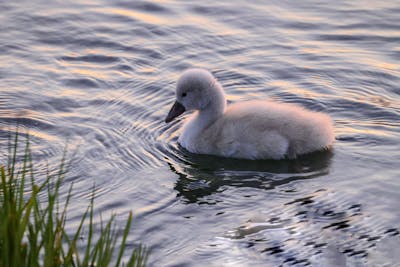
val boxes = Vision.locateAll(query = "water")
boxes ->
[1,0,400,266]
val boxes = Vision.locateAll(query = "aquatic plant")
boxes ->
[0,132,147,267]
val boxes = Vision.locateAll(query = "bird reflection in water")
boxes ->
[167,148,333,203]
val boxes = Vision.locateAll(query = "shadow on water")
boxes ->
[167,148,333,203]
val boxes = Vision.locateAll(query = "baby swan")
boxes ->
[165,68,334,160]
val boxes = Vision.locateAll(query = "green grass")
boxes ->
[0,132,148,267]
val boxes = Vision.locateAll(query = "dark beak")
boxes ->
[165,101,186,123]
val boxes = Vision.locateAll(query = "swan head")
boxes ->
[165,68,225,123]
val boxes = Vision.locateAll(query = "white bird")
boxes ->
[165,68,334,160]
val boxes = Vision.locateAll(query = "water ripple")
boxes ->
[59,55,120,64]
[1,0,400,266]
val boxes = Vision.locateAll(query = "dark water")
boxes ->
[1,0,400,266]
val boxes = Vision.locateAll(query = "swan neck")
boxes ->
[198,83,226,125]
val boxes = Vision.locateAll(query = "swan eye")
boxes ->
[181,92,187,97]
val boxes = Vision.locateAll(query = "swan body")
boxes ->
[165,69,334,160]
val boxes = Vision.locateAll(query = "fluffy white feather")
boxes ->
[165,68,334,160]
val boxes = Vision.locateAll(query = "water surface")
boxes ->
[1,0,400,266]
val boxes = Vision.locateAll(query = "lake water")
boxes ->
[1,0,400,266]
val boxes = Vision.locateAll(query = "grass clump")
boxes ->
[0,132,147,267]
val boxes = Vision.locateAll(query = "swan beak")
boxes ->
[165,101,186,123]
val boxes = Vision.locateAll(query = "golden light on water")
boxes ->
[99,8,169,25]
[336,122,396,138]
[94,7,246,36]
[59,89,87,97]
[70,68,107,80]
[28,129,59,142]
[269,80,325,99]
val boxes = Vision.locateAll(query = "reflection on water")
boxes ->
[1,0,400,266]
[169,149,333,203]
[196,189,400,266]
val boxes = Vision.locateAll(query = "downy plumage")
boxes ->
[165,68,334,160]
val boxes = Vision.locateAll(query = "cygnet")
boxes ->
[165,68,334,160]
